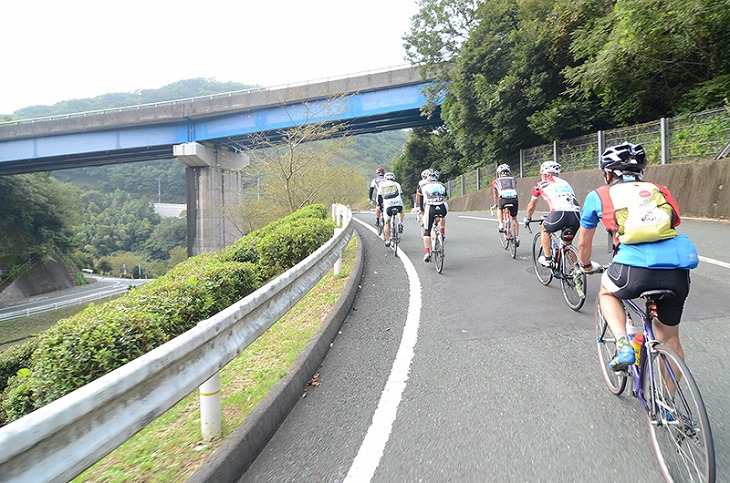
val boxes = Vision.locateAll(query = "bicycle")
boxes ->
[375,213,383,237]
[593,282,715,482]
[387,210,402,257]
[431,215,445,273]
[490,203,518,259]
[525,217,586,311]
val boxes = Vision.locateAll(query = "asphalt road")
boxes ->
[235,210,730,482]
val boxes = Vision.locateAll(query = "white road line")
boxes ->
[699,255,730,269]
[346,218,422,483]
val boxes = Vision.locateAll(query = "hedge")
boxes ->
[0,204,335,424]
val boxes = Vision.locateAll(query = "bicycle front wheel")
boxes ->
[645,343,715,482]
[594,296,627,395]
[498,218,508,249]
[560,245,586,311]
[434,234,444,273]
[532,233,552,285]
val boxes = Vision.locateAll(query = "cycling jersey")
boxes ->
[493,176,518,199]
[421,180,447,205]
[531,176,580,212]
[581,188,699,269]
[369,175,385,202]
[378,179,404,217]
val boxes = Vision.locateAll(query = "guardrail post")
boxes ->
[476,168,481,191]
[519,149,525,178]
[332,204,343,275]
[553,141,559,163]
[597,130,605,165]
[460,175,465,196]
[200,373,222,441]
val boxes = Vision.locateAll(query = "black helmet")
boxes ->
[600,143,646,174]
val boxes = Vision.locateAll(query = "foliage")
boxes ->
[0,174,80,269]
[143,217,187,261]
[0,204,332,423]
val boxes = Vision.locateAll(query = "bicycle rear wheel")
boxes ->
[532,233,552,285]
[645,343,715,482]
[594,296,627,395]
[434,233,444,273]
[392,218,399,257]
[560,245,586,311]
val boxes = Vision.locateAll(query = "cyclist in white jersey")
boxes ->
[415,168,432,227]
[379,172,405,247]
[419,170,448,262]
[492,163,520,246]
[368,168,386,227]
[524,161,581,267]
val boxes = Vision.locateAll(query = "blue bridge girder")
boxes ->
[0,67,442,176]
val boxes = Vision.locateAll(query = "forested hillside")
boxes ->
[394,0,730,188]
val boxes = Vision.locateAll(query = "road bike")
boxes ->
[375,213,383,237]
[594,283,715,482]
[431,215,445,273]
[526,217,586,311]
[490,203,518,259]
[386,209,402,257]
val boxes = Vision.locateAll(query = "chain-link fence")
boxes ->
[446,106,730,197]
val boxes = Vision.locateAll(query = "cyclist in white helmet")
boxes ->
[379,172,405,247]
[524,161,581,267]
[492,163,520,246]
[419,169,448,262]
[415,168,431,227]
[369,168,386,228]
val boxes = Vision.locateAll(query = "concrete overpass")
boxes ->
[0,66,442,254]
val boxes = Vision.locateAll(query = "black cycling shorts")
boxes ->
[498,197,518,217]
[543,210,580,234]
[602,264,691,326]
[424,204,447,236]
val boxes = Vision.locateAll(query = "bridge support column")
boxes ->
[174,142,249,256]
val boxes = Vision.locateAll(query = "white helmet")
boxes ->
[421,168,432,180]
[428,169,439,181]
[384,172,396,181]
[539,161,561,176]
[497,163,510,176]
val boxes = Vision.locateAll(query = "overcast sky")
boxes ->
[0,0,419,115]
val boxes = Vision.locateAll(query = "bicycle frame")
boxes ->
[622,298,658,411]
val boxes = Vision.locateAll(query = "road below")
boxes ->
[238,210,730,482]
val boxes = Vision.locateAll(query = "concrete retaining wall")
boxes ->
[447,157,730,220]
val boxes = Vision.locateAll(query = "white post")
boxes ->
[332,204,343,275]
[199,372,221,441]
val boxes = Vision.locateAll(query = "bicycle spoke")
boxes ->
[594,297,627,395]
[560,245,586,311]
[646,344,715,482]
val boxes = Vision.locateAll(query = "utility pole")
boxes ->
[157,175,162,204]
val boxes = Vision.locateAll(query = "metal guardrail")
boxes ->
[0,205,353,483]
[0,284,137,322]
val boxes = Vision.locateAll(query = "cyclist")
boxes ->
[524,161,581,267]
[419,169,448,262]
[368,168,386,228]
[492,163,520,247]
[577,142,699,370]
[415,168,431,227]
[379,172,405,247]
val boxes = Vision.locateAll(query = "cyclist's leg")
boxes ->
[651,268,691,361]
[423,205,434,260]
[383,212,392,243]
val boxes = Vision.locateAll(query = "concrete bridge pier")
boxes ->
[174,142,249,256]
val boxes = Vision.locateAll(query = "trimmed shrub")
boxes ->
[0,339,39,393]
[258,218,335,279]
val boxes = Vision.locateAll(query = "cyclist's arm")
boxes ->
[368,185,375,201]
[525,196,538,220]
[577,226,596,268]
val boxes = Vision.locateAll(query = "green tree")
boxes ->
[143,217,187,261]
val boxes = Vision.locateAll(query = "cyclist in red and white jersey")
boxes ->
[524,161,581,267]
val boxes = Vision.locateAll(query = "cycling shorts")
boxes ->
[424,203,447,236]
[543,210,580,234]
[602,264,690,326]
[498,197,518,217]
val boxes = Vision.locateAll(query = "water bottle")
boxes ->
[625,312,642,366]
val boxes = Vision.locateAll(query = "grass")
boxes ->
[71,236,357,482]
[0,296,120,352]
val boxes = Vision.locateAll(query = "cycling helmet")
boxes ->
[384,172,396,181]
[428,169,440,181]
[421,168,432,180]
[497,163,510,176]
[600,142,646,174]
[539,161,561,176]
[376,168,385,176]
